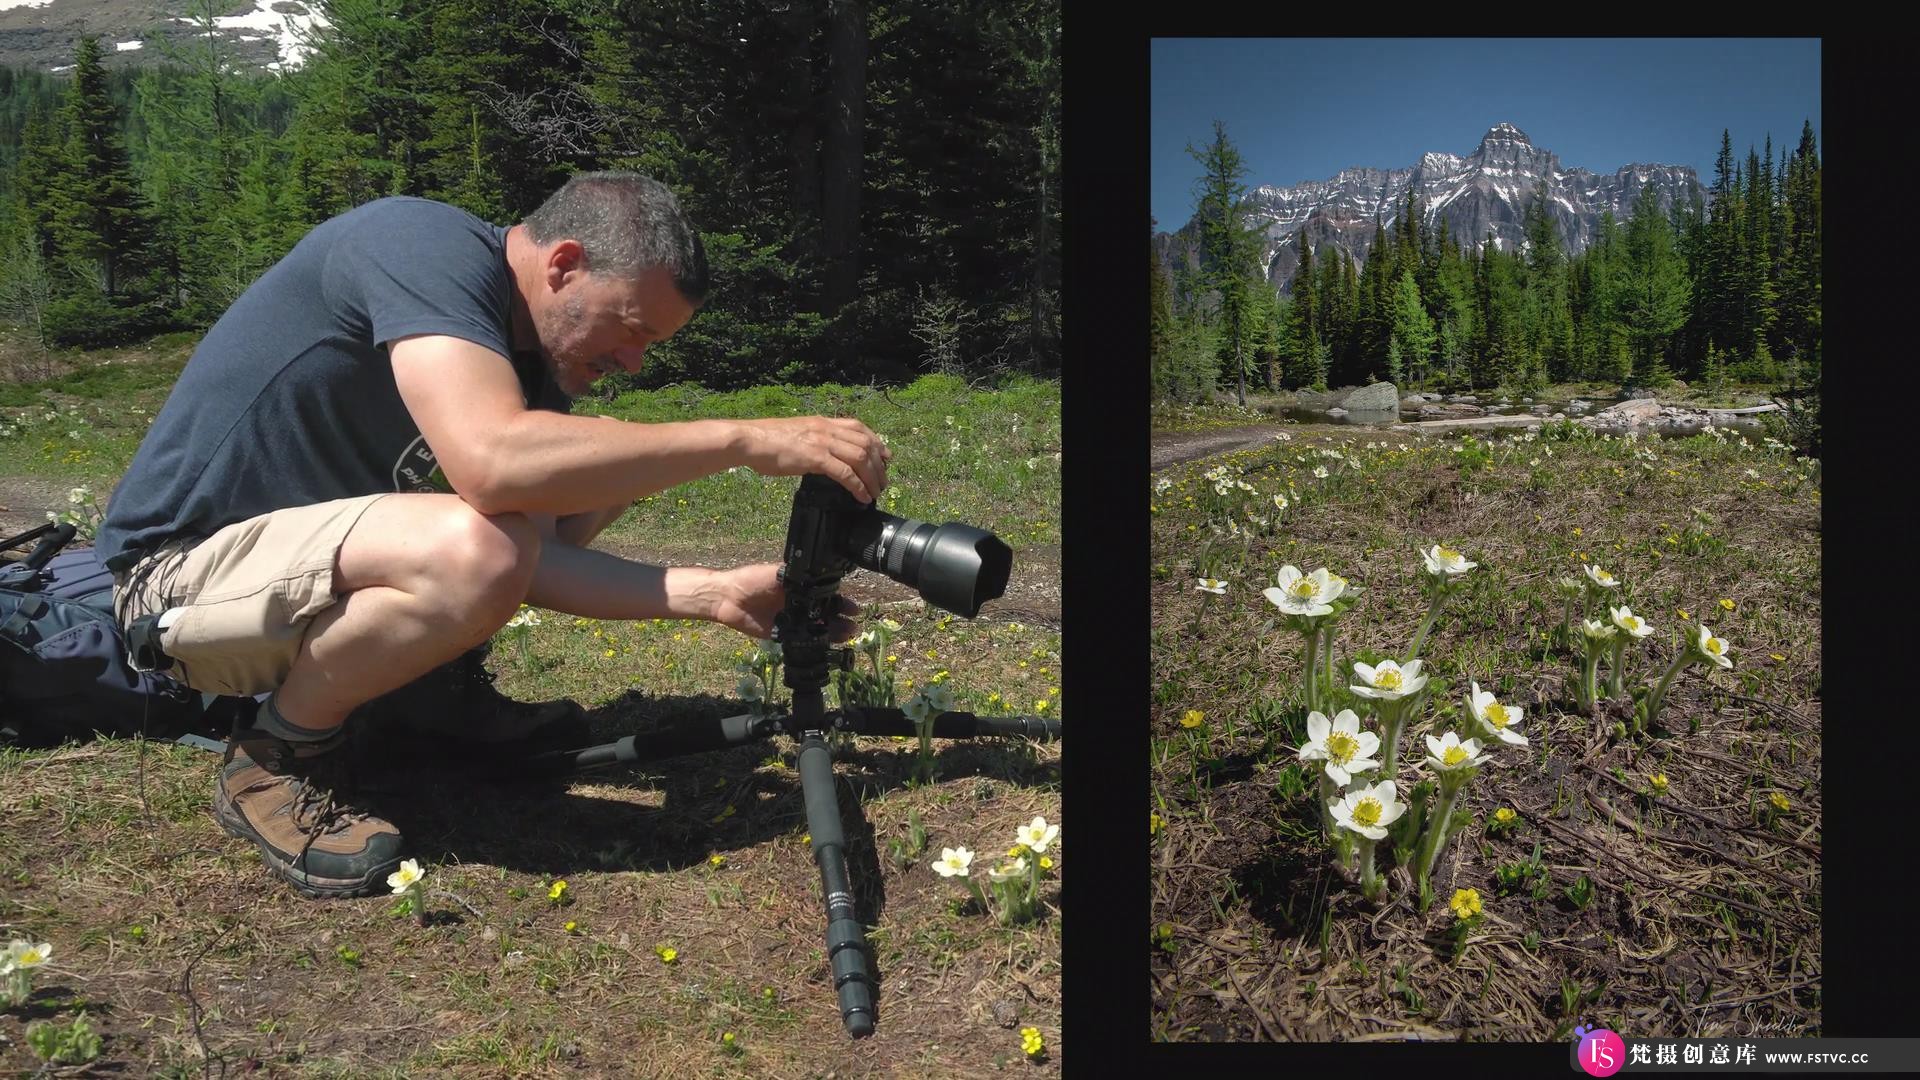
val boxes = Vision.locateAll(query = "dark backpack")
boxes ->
[1,523,227,749]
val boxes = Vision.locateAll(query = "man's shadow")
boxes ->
[352,690,1059,929]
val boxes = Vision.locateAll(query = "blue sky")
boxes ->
[1151,38,1820,231]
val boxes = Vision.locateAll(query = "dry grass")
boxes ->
[1150,421,1820,1042]
[0,608,1063,1075]
[2,343,1064,1072]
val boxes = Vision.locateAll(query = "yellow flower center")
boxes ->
[1622,616,1640,633]
[1374,668,1402,690]
[1443,746,1469,767]
[1351,797,1382,828]
[1484,703,1509,729]
[1705,637,1724,655]
[20,947,46,965]
[1437,546,1460,562]
[1325,732,1359,763]
[1289,579,1317,599]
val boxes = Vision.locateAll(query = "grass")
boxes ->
[1151,419,1820,1041]
[0,335,1061,553]
[0,337,1063,1075]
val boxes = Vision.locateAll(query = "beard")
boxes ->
[542,293,604,394]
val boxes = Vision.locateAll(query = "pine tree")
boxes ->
[1150,238,1176,400]
[1389,268,1434,387]
[1619,183,1690,385]
[43,36,163,344]
[1778,119,1821,380]
[1285,231,1316,388]
[1187,119,1261,404]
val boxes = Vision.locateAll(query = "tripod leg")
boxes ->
[797,730,877,1038]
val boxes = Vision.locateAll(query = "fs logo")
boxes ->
[1571,1021,1625,1077]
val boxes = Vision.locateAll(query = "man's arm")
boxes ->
[525,540,729,625]
[389,334,889,516]
[555,504,627,547]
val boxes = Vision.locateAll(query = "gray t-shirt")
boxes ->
[98,197,570,573]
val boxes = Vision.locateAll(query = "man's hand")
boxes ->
[733,416,891,504]
[704,562,860,641]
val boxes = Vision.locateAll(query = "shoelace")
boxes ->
[290,756,364,849]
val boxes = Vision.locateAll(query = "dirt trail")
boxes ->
[1151,424,1296,472]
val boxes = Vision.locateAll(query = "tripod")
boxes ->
[519,545,1059,1038]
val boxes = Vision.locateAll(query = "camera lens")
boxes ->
[849,513,1011,618]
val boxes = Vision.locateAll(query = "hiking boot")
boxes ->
[213,727,405,899]
[361,645,590,753]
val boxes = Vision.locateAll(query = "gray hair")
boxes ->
[522,171,709,303]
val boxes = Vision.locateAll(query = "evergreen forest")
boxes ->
[0,0,1061,390]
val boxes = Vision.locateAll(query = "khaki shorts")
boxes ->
[114,494,390,697]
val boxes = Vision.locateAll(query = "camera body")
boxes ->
[781,474,1011,619]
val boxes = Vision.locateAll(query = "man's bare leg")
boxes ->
[213,495,542,897]
[271,494,542,733]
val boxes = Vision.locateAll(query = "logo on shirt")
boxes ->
[392,435,453,494]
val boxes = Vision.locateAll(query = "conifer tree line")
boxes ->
[1152,122,1820,404]
[0,0,1060,389]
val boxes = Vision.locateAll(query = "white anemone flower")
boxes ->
[1609,606,1654,640]
[1327,779,1406,841]
[1350,658,1428,701]
[986,857,1028,883]
[1423,730,1486,773]
[3,940,52,971]
[1195,578,1228,595]
[1582,564,1620,589]
[931,847,975,877]
[1422,544,1477,578]
[736,675,765,702]
[1297,709,1381,786]
[1580,618,1617,643]
[1693,625,1734,669]
[1467,682,1528,746]
[386,859,425,894]
[1263,565,1344,618]
[1313,466,1330,479]
[1016,816,1059,853]
[903,684,956,723]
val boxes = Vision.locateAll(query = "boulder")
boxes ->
[1529,404,1553,416]
[1342,382,1399,412]
[1325,407,1349,419]
[1567,399,1593,416]
[1595,398,1661,424]
[1551,412,1567,420]
[1420,403,1487,420]
[1449,394,1479,405]
[1620,387,1658,400]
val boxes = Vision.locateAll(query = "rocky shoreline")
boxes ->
[1303,382,1779,435]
